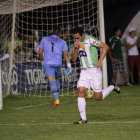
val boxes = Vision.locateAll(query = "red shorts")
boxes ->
[128,55,140,71]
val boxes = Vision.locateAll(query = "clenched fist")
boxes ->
[74,41,79,49]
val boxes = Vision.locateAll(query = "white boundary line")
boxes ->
[17,89,140,98]
[13,99,77,110]
[13,92,140,110]
[17,91,140,99]
[13,102,51,110]
[0,121,139,126]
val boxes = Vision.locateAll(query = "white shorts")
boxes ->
[77,68,102,92]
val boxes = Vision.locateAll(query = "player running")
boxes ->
[72,27,120,124]
[39,27,71,107]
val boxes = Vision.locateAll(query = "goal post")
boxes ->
[7,0,17,96]
[98,0,108,88]
[0,62,3,110]
[0,0,108,110]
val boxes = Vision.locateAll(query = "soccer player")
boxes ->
[39,27,71,107]
[72,27,120,124]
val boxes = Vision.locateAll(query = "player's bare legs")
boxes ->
[94,85,115,101]
[78,87,87,98]
[74,87,88,124]
[74,85,120,124]
[94,92,102,101]
[78,87,87,121]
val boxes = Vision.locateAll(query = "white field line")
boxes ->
[13,92,140,110]
[13,102,51,110]
[0,121,139,126]
[28,94,77,98]
[23,90,140,98]
[13,99,77,110]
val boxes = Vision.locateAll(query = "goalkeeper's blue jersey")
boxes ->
[40,35,68,65]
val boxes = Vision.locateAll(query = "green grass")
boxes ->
[0,86,140,140]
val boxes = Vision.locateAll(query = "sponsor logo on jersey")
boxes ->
[79,50,87,57]
[93,40,99,46]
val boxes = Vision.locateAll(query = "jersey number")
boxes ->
[51,42,54,52]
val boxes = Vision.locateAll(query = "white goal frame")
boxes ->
[0,62,3,110]
[98,0,108,88]
[0,0,107,110]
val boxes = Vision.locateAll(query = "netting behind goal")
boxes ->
[0,0,101,99]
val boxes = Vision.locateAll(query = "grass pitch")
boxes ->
[0,86,140,140]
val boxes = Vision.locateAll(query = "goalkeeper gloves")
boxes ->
[64,63,72,76]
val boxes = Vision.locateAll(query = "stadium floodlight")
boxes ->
[0,0,107,110]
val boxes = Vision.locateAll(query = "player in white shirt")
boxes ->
[72,27,120,124]
[126,28,140,84]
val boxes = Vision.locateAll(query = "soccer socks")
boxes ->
[49,81,59,101]
[78,97,87,121]
[77,86,114,121]
[102,85,114,100]
[56,80,60,91]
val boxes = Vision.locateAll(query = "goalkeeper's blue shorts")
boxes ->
[43,64,61,78]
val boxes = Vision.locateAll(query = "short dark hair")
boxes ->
[113,26,121,35]
[53,26,61,35]
[73,27,84,36]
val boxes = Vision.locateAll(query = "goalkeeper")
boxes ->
[72,27,120,124]
[39,27,71,107]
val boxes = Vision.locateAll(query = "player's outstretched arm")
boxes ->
[96,42,108,68]
[38,48,44,61]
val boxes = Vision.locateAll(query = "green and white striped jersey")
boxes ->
[78,36,101,69]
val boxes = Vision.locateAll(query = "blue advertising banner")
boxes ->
[1,62,79,94]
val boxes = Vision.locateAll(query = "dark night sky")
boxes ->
[104,0,140,7]
[103,0,140,83]
[104,0,140,41]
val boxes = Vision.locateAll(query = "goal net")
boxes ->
[0,0,107,109]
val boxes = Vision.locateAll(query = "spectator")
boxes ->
[33,30,39,60]
[0,35,9,61]
[126,28,140,84]
[23,32,38,61]
[108,27,132,86]
[14,39,25,62]
[78,24,84,29]
[0,32,23,62]
[8,32,22,54]
[85,30,91,36]
[63,29,74,59]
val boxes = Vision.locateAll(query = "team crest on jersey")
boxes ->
[78,45,85,50]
